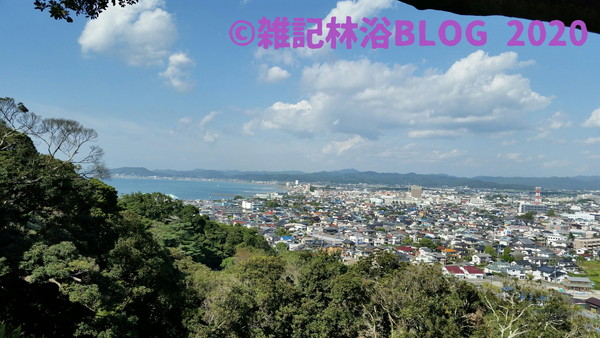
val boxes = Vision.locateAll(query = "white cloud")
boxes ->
[580,150,600,160]
[79,0,196,92]
[79,0,177,66]
[429,149,464,161]
[582,137,600,145]
[547,112,572,129]
[529,112,572,140]
[242,120,256,136]
[324,0,394,24]
[199,111,219,128]
[376,144,416,159]
[159,52,195,92]
[254,49,297,67]
[248,50,550,138]
[582,108,600,127]
[497,153,523,161]
[255,100,323,137]
[403,143,417,150]
[403,148,465,162]
[301,58,414,93]
[408,129,468,139]
[543,160,569,168]
[259,65,291,83]
[193,112,220,143]
[171,112,219,141]
[375,143,465,163]
[203,130,219,143]
[322,135,364,155]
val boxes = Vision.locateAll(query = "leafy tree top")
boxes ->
[34,0,139,22]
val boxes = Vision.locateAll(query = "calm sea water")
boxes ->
[102,177,285,200]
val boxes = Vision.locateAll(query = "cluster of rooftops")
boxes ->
[185,183,600,292]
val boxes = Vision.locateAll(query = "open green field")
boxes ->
[575,260,600,290]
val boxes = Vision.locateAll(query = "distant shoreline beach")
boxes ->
[103,176,287,201]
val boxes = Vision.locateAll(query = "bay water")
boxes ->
[103,177,285,200]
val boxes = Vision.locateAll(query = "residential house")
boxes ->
[472,253,491,265]
[485,261,511,275]
[506,265,526,279]
[533,266,566,283]
[562,276,594,291]
[584,297,600,313]
[463,266,485,279]
[443,265,465,279]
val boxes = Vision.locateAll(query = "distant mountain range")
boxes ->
[109,167,600,191]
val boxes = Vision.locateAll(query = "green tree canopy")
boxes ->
[501,247,515,263]
[517,212,535,220]
[484,245,498,260]
[34,0,139,22]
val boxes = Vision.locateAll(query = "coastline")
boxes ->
[106,174,286,187]
[103,176,288,201]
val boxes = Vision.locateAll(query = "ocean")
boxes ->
[102,177,285,200]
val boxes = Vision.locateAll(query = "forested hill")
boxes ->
[111,167,600,190]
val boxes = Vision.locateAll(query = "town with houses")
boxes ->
[186,182,600,310]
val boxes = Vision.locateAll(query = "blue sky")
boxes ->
[1,0,599,177]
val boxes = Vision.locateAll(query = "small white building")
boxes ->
[241,200,253,210]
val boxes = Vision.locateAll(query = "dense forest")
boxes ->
[1,99,598,337]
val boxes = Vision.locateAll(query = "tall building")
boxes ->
[410,185,423,198]
[518,187,547,213]
[518,203,548,214]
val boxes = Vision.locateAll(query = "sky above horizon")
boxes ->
[1,0,599,177]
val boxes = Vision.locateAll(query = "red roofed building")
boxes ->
[443,265,465,279]
[462,266,485,279]
[396,246,415,255]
